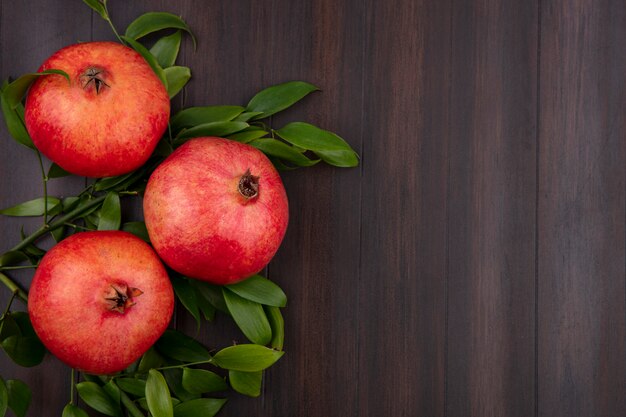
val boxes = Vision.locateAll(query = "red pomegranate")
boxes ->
[25,41,170,177]
[28,231,174,374]
[143,137,289,285]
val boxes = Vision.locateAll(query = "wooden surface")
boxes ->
[1,0,624,416]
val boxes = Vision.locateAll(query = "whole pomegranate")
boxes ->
[143,137,289,285]
[25,41,170,177]
[28,231,174,374]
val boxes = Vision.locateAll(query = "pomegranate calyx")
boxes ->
[80,67,109,94]
[238,169,259,199]
[104,283,143,314]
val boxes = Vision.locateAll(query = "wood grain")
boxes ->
[0,0,625,416]
[537,0,626,416]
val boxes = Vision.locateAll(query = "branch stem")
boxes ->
[0,273,28,304]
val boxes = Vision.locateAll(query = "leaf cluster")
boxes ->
[0,3,359,416]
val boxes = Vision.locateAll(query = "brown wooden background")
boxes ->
[1,0,625,416]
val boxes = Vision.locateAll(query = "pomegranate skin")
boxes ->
[143,137,289,285]
[25,41,170,178]
[28,231,174,375]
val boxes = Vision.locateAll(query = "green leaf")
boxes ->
[125,12,196,49]
[0,315,20,342]
[82,0,107,19]
[0,251,29,267]
[155,329,211,362]
[94,173,133,192]
[121,36,167,87]
[175,121,248,142]
[0,197,61,217]
[246,81,318,119]
[164,66,191,98]
[226,275,287,307]
[171,276,201,330]
[0,376,7,417]
[1,335,46,367]
[150,31,183,68]
[275,122,353,151]
[265,306,285,351]
[103,380,121,409]
[146,370,173,417]
[173,398,227,417]
[227,128,268,143]
[98,192,121,231]
[47,163,70,178]
[0,91,34,149]
[6,380,30,417]
[62,404,89,417]
[190,281,229,314]
[11,312,38,338]
[4,70,70,109]
[138,347,164,373]
[181,369,228,394]
[223,289,272,345]
[233,111,264,122]
[121,222,150,242]
[115,378,146,398]
[229,370,262,397]
[249,139,319,167]
[76,382,122,417]
[170,106,244,131]
[212,344,284,372]
[314,149,359,167]
[163,369,198,402]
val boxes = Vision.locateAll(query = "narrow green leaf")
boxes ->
[314,149,359,167]
[0,197,61,217]
[138,347,164,373]
[0,91,34,149]
[125,12,196,49]
[76,382,121,417]
[163,369,199,402]
[115,378,146,398]
[51,225,65,242]
[7,379,31,417]
[62,197,80,212]
[233,111,264,122]
[0,376,7,417]
[4,70,70,109]
[150,31,182,68]
[155,329,211,362]
[223,288,272,345]
[265,306,285,351]
[246,81,318,119]
[229,370,262,397]
[171,276,201,330]
[249,139,319,167]
[62,404,89,417]
[170,106,244,131]
[173,398,227,417]
[175,121,248,141]
[121,36,167,87]
[94,173,133,192]
[81,0,107,19]
[11,312,38,338]
[227,128,268,143]
[164,66,191,98]
[47,163,70,178]
[226,275,287,307]
[181,369,228,394]
[1,336,46,367]
[98,192,121,231]
[146,370,173,417]
[212,344,284,372]
[121,222,150,243]
[0,251,29,267]
[275,122,353,151]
